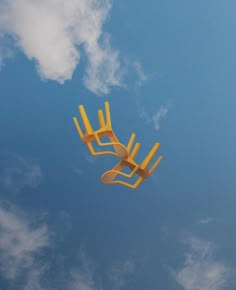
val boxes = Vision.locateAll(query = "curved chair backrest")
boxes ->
[101,133,163,189]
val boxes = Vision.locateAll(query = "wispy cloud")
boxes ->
[0,153,48,288]
[133,61,148,89]
[69,257,135,290]
[173,236,233,290]
[0,40,13,68]
[0,203,134,290]
[23,266,47,290]
[0,203,49,280]
[196,217,215,225]
[69,269,95,290]
[152,106,168,131]
[137,101,168,131]
[110,260,135,290]
[0,152,134,290]
[0,0,122,94]
[0,153,42,194]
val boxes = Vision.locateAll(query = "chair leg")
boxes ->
[79,105,93,135]
[98,110,106,128]
[129,143,141,160]
[104,101,112,129]
[73,117,84,139]
[140,143,160,170]
[148,155,163,175]
[127,133,136,153]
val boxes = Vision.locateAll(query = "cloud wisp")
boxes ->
[0,203,49,280]
[69,257,135,290]
[0,153,42,194]
[0,0,122,94]
[132,61,148,89]
[152,106,168,131]
[0,150,135,290]
[0,202,135,290]
[110,260,135,290]
[196,217,215,226]
[137,101,168,131]
[174,237,233,290]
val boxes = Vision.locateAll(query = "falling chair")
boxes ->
[73,101,128,158]
[101,133,163,189]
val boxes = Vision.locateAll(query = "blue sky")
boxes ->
[0,1,236,289]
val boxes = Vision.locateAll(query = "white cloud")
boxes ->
[137,101,168,131]
[152,106,168,131]
[0,203,49,280]
[0,153,42,194]
[84,33,123,94]
[69,270,95,290]
[0,203,135,290]
[133,61,147,82]
[110,260,135,290]
[67,250,97,290]
[68,253,135,290]
[0,0,122,94]
[0,39,13,68]
[133,61,148,88]
[196,217,215,225]
[0,150,134,290]
[23,266,47,290]
[174,237,232,290]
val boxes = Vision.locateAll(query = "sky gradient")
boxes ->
[0,1,236,290]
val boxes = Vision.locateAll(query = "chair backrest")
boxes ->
[101,134,163,188]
